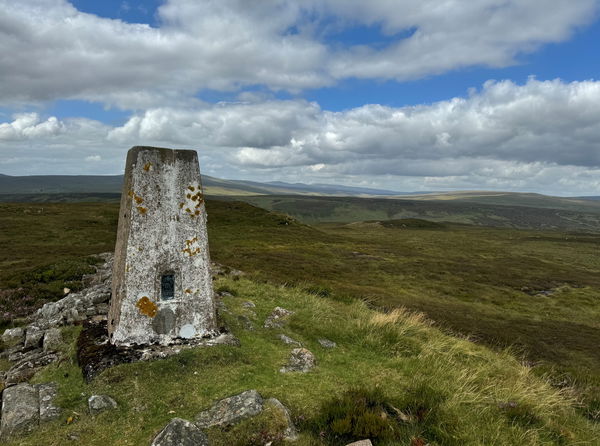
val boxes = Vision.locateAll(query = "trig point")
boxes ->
[108,146,217,346]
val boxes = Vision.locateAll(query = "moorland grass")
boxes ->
[1,200,599,421]
[6,278,598,445]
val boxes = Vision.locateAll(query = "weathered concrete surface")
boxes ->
[109,146,217,346]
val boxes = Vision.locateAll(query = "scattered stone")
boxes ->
[345,441,373,446]
[195,389,264,428]
[43,328,63,352]
[0,383,39,439]
[88,395,118,415]
[265,398,298,441]
[280,348,316,373]
[0,382,60,440]
[2,327,24,346]
[24,326,45,349]
[66,431,81,441]
[32,281,111,330]
[277,334,301,346]
[318,338,337,349]
[5,350,60,386]
[63,287,71,295]
[264,307,294,329]
[151,418,209,446]
[242,301,256,308]
[38,383,61,423]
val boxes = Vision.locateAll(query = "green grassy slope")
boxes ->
[8,278,600,445]
[237,195,600,231]
[406,191,600,212]
[1,200,599,429]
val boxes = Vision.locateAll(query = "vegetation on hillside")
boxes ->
[239,195,600,231]
[6,278,600,445]
[1,199,599,433]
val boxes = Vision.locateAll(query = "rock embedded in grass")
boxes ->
[151,418,209,446]
[280,348,316,373]
[2,327,24,345]
[265,397,298,441]
[264,306,294,329]
[24,326,44,349]
[345,440,373,446]
[4,350,60,386]
[318,338,337,348]
[195,389,263,428]
[0,382,60,440]
[88,395,118,415]
[277,334,301,346]
[42,328,62,352]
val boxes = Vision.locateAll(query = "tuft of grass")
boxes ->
[312,387,402,444]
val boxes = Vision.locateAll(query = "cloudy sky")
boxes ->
[1,0,599,195]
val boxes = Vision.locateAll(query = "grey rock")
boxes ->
[318,338,337,349]
[264,307,294,329]
[277,334,301,346]
[195,389,263,428]
[38,383,61,423]
[96,303,110,314]
[5,350,60,386]
[2,327,24,345]
[7,347,36,362]
[265,398,298,441]
[43,328,63,352]
[0,383,39,439]
[151,418,209,446]
[345,441,373,446]
[242,301,256,308]
[90,289,111,304]
[88,394,118,415]
[280,348,316,373]
[0,344,25,360]
[0,382,60,440]
[24,326,45,349]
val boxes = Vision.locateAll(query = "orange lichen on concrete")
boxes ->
[182,237,201,256]
[137,206,148,215]
[143,162,153,171]
[188,186,195,192]
[128,189,145,205]
[185,288,193,294]
[136,296,158,318]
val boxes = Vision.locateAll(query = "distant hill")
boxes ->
[401,191,600,213]
[0,173,406,197]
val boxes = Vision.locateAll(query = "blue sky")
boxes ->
[1,0,599,195]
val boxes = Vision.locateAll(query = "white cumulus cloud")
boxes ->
[0,0,596,108]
